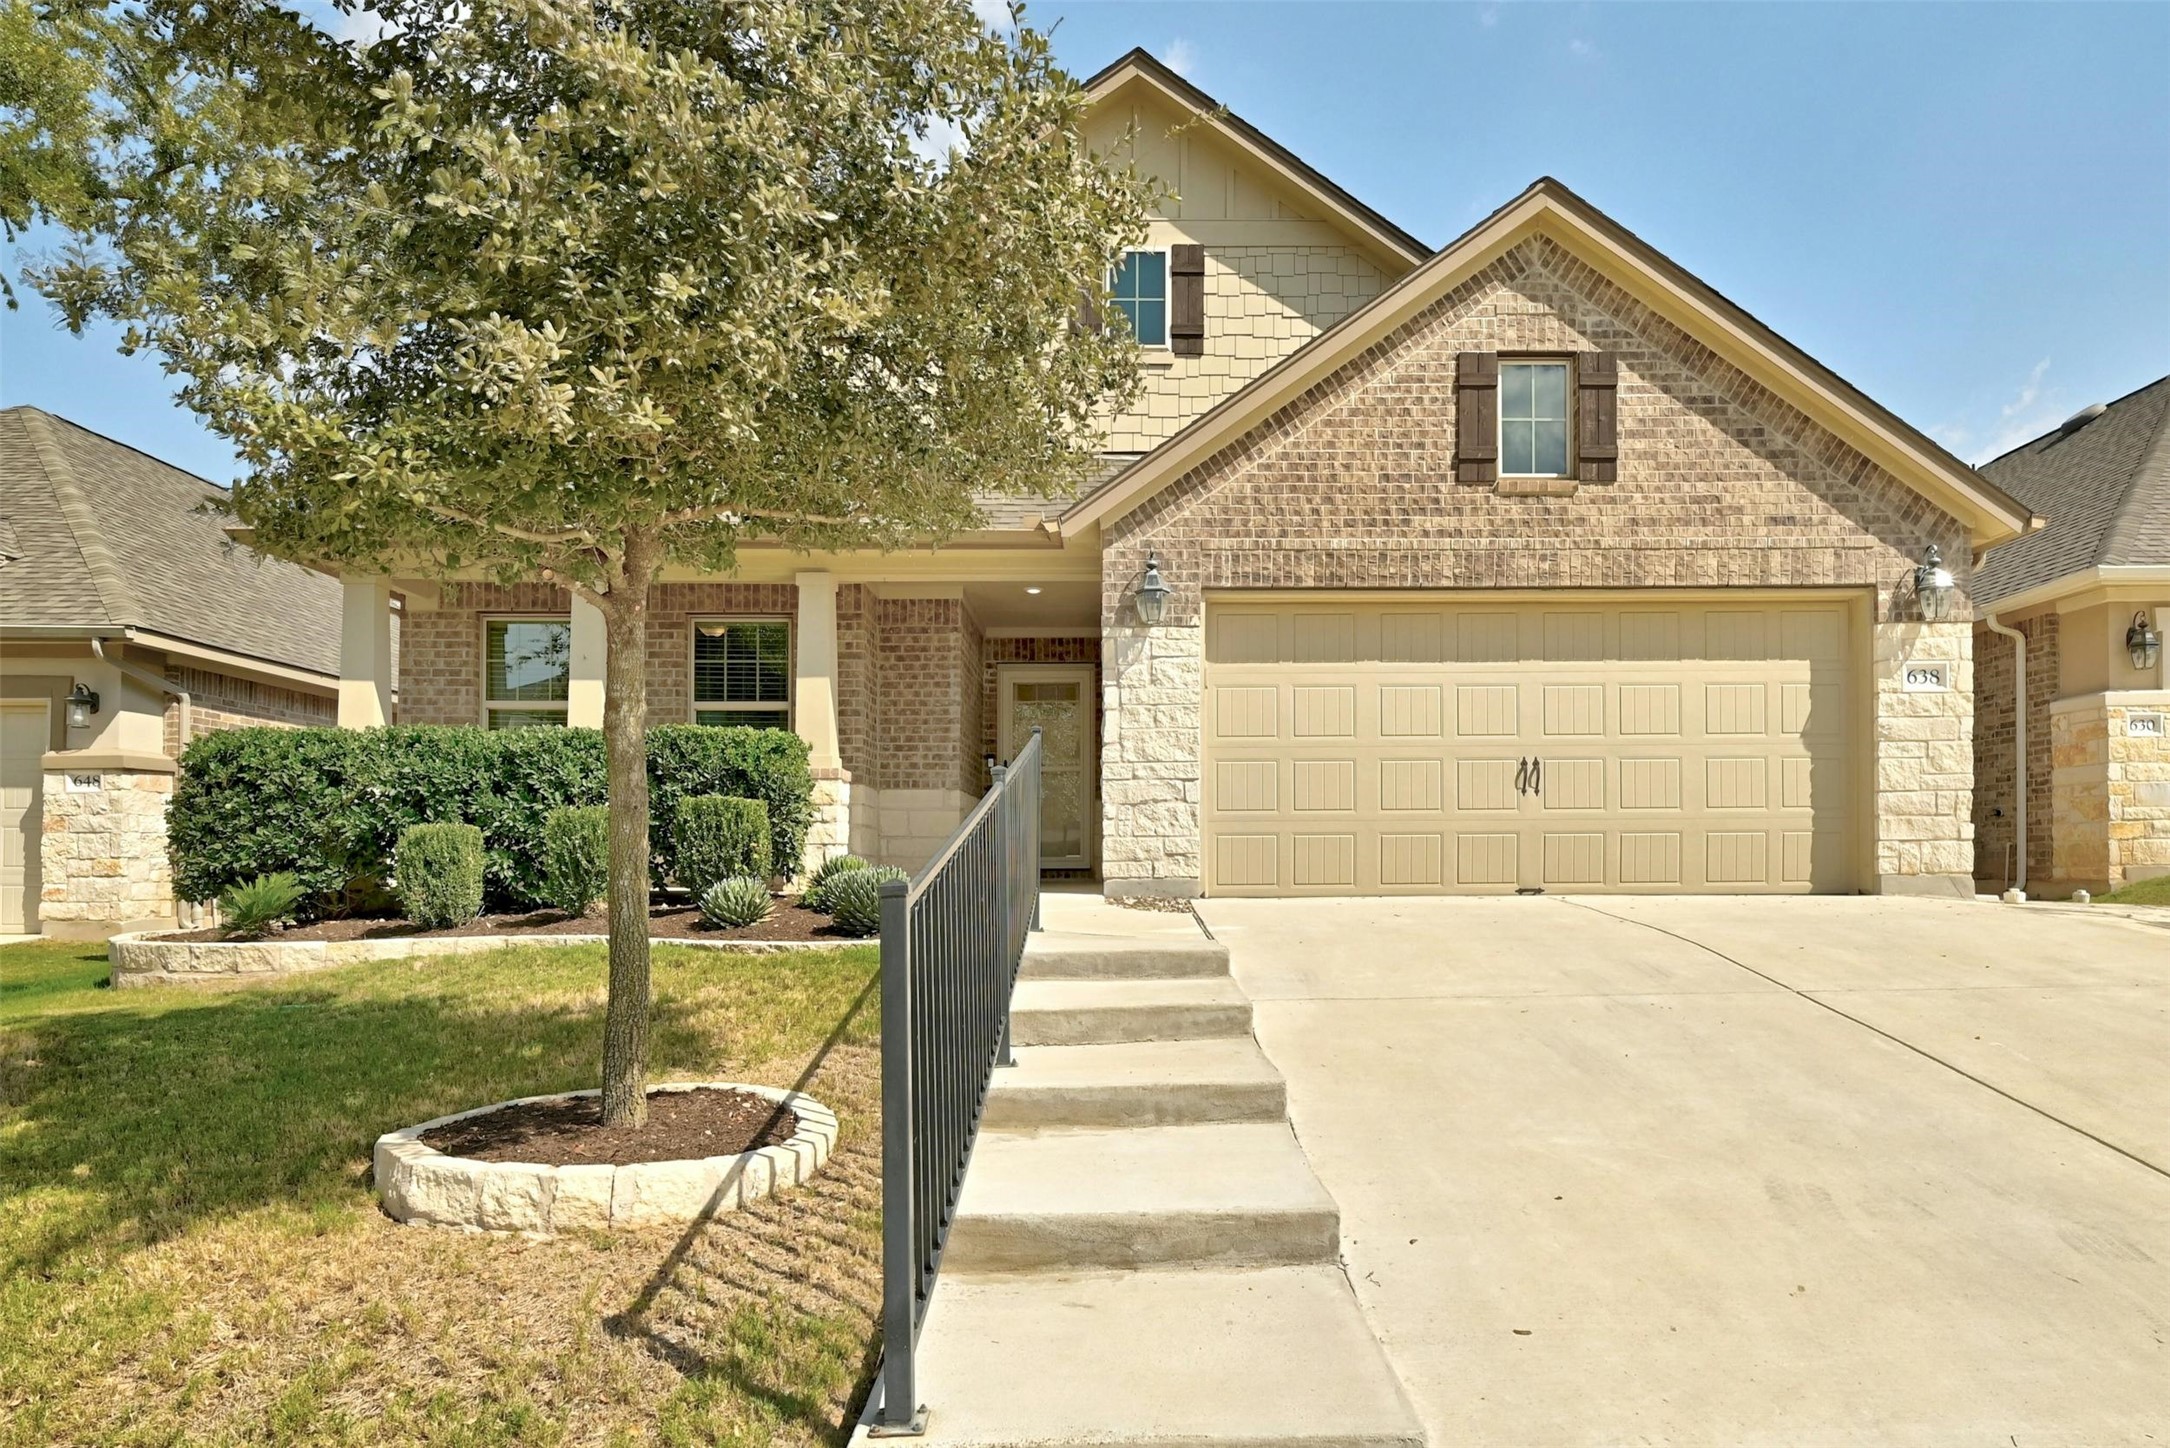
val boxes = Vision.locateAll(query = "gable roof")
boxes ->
[1972,376,2170,606]
[1061,177,2037,550]
[0,407,342,676]
[1082,48,1431,270]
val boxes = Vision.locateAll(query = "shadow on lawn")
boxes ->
[0,948,871,1278]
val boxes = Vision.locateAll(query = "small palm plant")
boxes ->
[218,872,305,938]
[700,876,774,930]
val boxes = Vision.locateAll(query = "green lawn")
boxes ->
[0,935,883,1447]
[2097,874,2170,907]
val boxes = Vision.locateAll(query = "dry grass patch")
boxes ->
[0,937,882,1446]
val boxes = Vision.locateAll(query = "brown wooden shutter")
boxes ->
[1169,244,1205,357]
[1577,352,1618,482]
[1456,352,1499,484]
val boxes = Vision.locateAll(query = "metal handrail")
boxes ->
[871,727,1042,1435]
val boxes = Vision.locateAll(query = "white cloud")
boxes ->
[1947,357,2065,463]
[907,114,968,169]
[1164,38,1199,78]
[1478,6,1500,28]
[972,0,1017,35]
[1568,36,1599,60]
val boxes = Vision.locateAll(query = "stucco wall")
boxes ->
[1098,233,1977,896]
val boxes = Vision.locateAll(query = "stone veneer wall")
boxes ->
[1107,247,1389,452]
[1099,233,1977,896]
[2049,693,2170,892]
[38,767,175,936]
[1972,614,2059,888]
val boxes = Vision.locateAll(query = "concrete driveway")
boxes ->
[1194,895,2170,1447]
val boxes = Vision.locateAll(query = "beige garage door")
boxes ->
[1202,596,1861,896]
[1,702,48,931]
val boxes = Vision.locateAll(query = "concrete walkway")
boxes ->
[1197,894,2170,1447]
[866,892,1423,1446]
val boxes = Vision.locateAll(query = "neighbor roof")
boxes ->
[1972,376,2170,606]
[1062,177,2036,549]
[1082,48,1431,269]
[0,407,341,676]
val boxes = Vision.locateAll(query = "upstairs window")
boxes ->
[484,619,570,729]
[1500,360,1571,477]
[693,621,791,730]
[1109,250,1168,347]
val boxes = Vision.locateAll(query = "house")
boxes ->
[327,48,2035,898]
[0,407,348,936]
[1969,377,2170,896]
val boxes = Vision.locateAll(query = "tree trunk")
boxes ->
[598,543,658,1128]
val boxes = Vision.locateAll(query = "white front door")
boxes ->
[1,702,49,932]
[998,664,1096,872]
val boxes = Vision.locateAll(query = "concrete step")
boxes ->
[983,1038,1287,1131]
[1018,930,1230,982]
[1008,977,1252,1047]
[870,1264,1426,1447]
[943,1122,1339,1273]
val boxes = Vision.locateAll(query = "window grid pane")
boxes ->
[1110,250,1167,346]
[486,620,571,702]
[1500,362,1572,476]
[693,622,790,710]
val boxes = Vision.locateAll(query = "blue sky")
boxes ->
[3,1,2165,485]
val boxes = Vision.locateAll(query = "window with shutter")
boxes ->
[1108,250,1168,347]
[1456,352,1499,484]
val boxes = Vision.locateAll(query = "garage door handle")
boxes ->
[1531,758,1542,797]
[1514,757,1529,795]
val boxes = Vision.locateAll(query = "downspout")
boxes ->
[90,636,192,747]
[1982,613,2025,897]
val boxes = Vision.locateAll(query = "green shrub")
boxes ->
[800,853,870,913]
[217,872,304,938]
[542,806,610,916]
[672,795,771,897]
[826,864,907,937]
[395,823,486,929]
[699,876,773,929]
[167,723,812,918]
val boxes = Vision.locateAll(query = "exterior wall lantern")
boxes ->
[2128,611,2163,672]
[1134,551,1172,626]
[65,683,101,730]
[1913,544,1956,623]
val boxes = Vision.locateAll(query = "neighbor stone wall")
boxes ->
[1100,233,1977,896]
[2049,691,2170,892]
[38,766,175,937]
[2108,696,2170,885]
[1106,246,1390,452]
[1972,613,2059,888]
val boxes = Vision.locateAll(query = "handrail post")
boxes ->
[872,875,927,1436]
[991,762,1015,1070]
[1029,725,1044,932]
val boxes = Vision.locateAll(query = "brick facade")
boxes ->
[1971,614,2059,889]
[1098,234,1976,895]
[163,663,335,752]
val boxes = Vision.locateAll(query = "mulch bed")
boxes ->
[158,899,870,945]
[419,1086,800,1167]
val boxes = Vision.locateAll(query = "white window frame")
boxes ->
[1109,247,1170,350]
[689,617,794,728]
[480,615,573,729]
[1498,357,1576,479]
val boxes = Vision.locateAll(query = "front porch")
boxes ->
[335,570,1105,879]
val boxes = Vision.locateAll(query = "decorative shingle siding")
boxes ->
[1100,234,1975,894]
[1972,614,2058,887]
[1105,246,1389,452]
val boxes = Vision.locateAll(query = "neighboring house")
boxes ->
[0,407,348,936]
[326,48,2035,898]
[1970,377,2170,896]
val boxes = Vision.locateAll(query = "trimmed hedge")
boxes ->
[542,806,610,916]
[395,823,486,928]
[672,795,772,897]
[168,724,814,918]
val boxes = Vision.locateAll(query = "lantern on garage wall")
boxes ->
[1913,545,1955,623]
[1134,551,1172,626]
[2128,611,2163,672]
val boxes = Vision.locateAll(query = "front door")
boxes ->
[998,664,1096,872]
[1,701,49,932]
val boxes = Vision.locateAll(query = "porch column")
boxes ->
[338,577,394,728]
[568,593,606,728]
[794,570,842,771]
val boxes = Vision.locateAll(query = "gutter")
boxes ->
[1982,613,2026,898]
[91,636,191,748]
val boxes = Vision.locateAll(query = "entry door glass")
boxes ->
[1005,673,1091,868]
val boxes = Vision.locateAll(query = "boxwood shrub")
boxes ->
[167,723,813,918]
[672,795,772,897]
[395,822,486,928]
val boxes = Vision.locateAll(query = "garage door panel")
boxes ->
[1202,596,1859,896]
